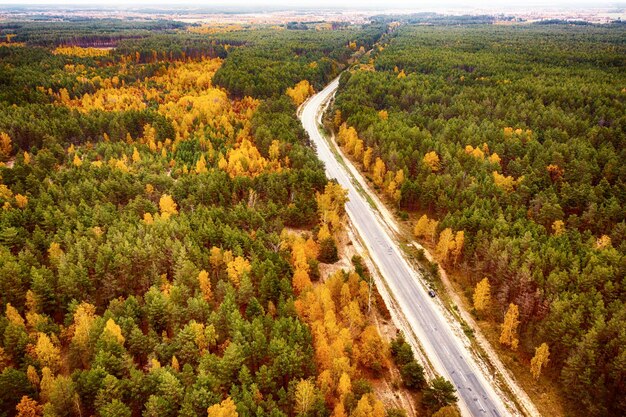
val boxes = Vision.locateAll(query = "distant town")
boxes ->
[1,4,624,24]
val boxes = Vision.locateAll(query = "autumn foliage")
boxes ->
[413,214,439,243]
[335,123,404,203]
[472,278,491,313]
[53,46,110,57]
[286,80,314,106]
[159,194,178,219]
[500,303,520,350]
[530,343,550,380]
[423,151,440,172]
[295,269,390,408]
[0,132,12,161]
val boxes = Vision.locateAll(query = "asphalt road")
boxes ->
[301,78,510,417]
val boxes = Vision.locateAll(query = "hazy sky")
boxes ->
[0,0,617,8]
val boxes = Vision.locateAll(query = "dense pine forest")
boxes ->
[1,15,624,417]
[0,20,457,417]
[331,23,625,417]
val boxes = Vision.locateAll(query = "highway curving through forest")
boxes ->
[300,78,511,417]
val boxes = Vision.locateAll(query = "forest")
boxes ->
[331,24,625,417]
[0,19,462,417]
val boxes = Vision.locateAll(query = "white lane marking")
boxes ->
[476,398,486,412]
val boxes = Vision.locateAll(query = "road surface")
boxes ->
[300,78,510,417]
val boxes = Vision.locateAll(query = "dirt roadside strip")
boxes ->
[308,85,541,417]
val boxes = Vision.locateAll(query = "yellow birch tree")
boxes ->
[530,343,550,380]
[159,194,178,220]
[500,303,520,350]
[423,151,440,172]
[473,278,491,312]
[198,270,212,301]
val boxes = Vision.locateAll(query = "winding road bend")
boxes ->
[301,78,511,417]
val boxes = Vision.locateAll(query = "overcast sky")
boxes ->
[0,0,620,8]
